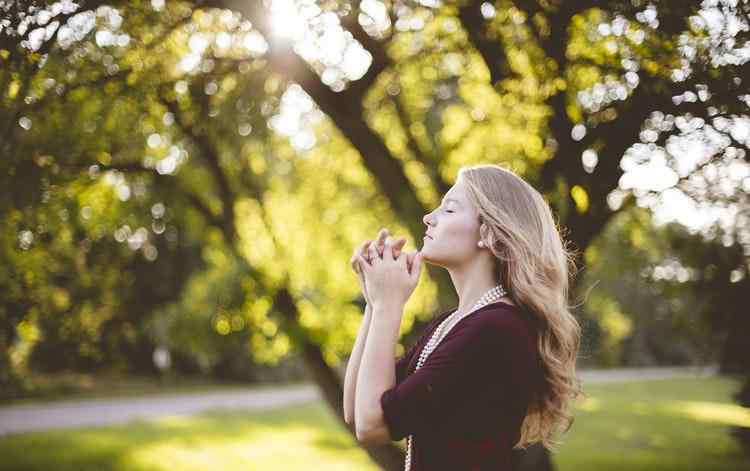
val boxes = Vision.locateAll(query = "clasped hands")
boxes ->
[349,228,424,310]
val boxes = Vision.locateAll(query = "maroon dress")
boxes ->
[380,301,544,471]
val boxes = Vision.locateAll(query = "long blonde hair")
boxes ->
[459,163,585,452]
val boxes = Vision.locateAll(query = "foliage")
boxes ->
[1,2,749,460]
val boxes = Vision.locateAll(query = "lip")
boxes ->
[423,235,433,240]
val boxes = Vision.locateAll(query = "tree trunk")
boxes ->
[274,286,407,470]
[719,305,750,375]
[517,443,556,471]
[730,375,750,458]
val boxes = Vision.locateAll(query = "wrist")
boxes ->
[371,300,406,317]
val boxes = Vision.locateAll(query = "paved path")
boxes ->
[0,365,720,436]
[577,364,719,383]
[0,385,320,436]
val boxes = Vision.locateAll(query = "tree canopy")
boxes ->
[2,0,749,468]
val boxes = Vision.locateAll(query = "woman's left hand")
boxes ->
[356,236,424,310]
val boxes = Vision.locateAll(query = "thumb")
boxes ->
[356,254,371,275]
[410,251,424,282]
[406,251,415,273]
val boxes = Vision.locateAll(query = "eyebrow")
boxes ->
[442,197,461,206]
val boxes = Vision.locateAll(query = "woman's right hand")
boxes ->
[350,228,406,305]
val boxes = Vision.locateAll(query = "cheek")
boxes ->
[442,219,478,244]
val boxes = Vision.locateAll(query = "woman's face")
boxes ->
[421,178,482,268]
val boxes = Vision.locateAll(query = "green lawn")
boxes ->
[555,375,750,471]
[0,376,748,471]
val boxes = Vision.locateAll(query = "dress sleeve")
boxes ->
[379,318,501,441]
[394,349,413,385]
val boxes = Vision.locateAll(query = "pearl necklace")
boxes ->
[403,283,508,471]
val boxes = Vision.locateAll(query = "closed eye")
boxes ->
[431,205,454,213]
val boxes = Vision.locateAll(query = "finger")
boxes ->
[397,250,408,269]
[360,240,373,263]
[392,237,407,259]
[358,239,375,263]
[356,254,371,273]
[383,237,394,259]
[352,240,371,270]
[376,229,389,245]
[351,251,361,272]
[405,250,416,273]
[366,245,378,263]
[356,240,372,258]
[376,229,389,257]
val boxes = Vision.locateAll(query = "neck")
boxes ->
[448,255,501,313]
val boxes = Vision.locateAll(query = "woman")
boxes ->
[343,164,584,470]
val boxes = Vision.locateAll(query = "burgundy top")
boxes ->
[380,301,544,471]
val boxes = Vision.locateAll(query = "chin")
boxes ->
[420,250,444,267]
[419,247,434,263]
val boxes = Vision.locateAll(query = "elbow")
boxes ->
[356,426,389,446]
[353,396,392,445]
[355,417,391,446]
[355,426,369,443]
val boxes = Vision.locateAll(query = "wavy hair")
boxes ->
[458,163,586,452]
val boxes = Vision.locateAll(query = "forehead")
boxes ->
[442,196,461,205]
[442,185,465,204]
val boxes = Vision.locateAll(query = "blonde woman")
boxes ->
[343,164,584,471]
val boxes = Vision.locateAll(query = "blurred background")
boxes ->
[0,0,749,470]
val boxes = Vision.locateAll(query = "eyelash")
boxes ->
[431,204,454,213]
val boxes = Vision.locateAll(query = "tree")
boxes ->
[2,0,748,469]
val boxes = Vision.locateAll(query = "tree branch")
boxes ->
[158,93,238,244]
[84,161,225,229]
[457,0,514,87]
[390,81,451,196]
[196,0,428,239]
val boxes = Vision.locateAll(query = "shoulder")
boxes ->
[465,302,532,330]
[461,303,538,346]
[427,302,537,348]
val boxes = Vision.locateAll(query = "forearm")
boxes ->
[343,303,373,425]
[354,302,404,433]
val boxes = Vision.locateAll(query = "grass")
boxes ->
[0,375,748,470]
[0,400,378,471]
[555,375,750,471]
